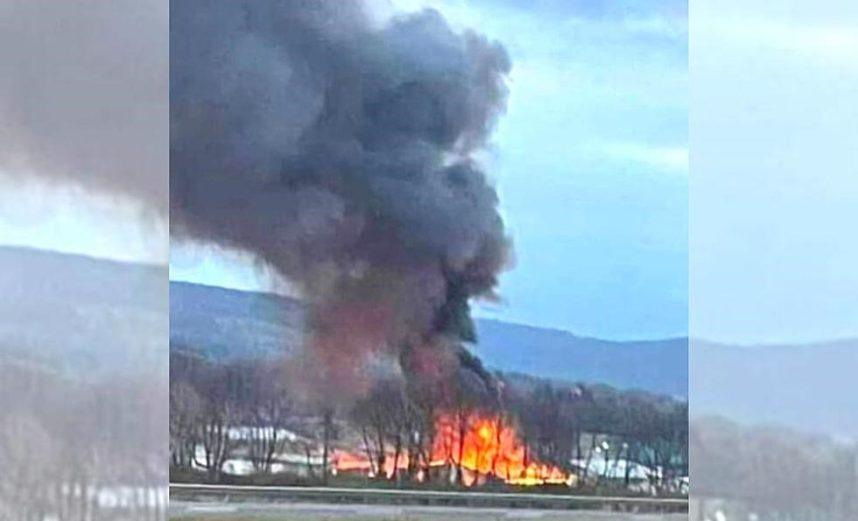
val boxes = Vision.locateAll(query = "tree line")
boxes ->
[170,349,687,493]
[692,416,858,520]
[0,357,167,521]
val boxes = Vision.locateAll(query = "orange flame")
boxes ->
[334,412,573,487]
[431,413,571,486]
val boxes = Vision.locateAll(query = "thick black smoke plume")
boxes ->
[171,1,512,390]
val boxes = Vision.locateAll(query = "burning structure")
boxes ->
[335,412,573,487]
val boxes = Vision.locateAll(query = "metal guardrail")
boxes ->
[170,483,689,513]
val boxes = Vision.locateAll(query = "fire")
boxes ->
[431,413,572,486]
[334,412,574,487]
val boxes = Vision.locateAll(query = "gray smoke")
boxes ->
[171,0,512,389]
[0,0,168,211]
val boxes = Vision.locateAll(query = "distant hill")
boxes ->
[170,280,688,397]
[170,280,305,361]
[470,319,687,397]
[5,248,854,437]
[0,246,167,378]
[692,339,858,438]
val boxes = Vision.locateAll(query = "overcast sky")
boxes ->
[690,0,858,344]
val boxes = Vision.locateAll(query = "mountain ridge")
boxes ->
[169,280,689,397]
[4,247,854,436]
[0,246,167,378]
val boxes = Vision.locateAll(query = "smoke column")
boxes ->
[171,1,512,391]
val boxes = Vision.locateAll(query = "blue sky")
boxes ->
[171,0,689,340]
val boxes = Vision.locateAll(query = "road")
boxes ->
[170,484,687,512]
[170,500,688,521]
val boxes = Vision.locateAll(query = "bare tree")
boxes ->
[170,380,202,468]
[352,381,398,478]
[191,363,237,481]
[244,361,292,473]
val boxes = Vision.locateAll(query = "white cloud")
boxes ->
[622,16,687,39]
[697,16,858,62]
[0,173,167,265]
[588,142,688,173]
[170,242,294,295]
